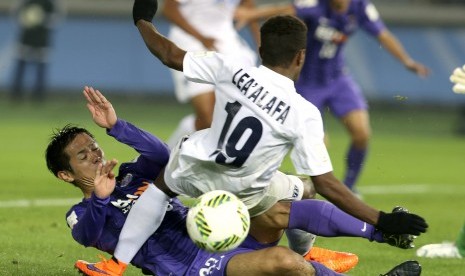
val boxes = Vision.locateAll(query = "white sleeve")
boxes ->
[290,103,333,176]
[183,51,225,85]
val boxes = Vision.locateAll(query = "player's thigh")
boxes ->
[341,109,371,146]
[226,246,316,276]
[329,74,367,119]
[190,91,215,124]
[249,201,289,243]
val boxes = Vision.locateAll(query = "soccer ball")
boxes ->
[186,190,250,252]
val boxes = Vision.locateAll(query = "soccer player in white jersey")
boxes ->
[77,1,428,275]
[162,0,258,149]
[162,0,318,254]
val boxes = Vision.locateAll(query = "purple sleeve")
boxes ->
[107,119,170,166]
[357,0,386,37]
[69,194,110,247]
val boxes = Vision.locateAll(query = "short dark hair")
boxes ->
[260,15,307,67]
[45,125,94,177]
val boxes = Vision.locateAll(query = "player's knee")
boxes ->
[194,111,213,130]
[265,246,312,275]
[300,177,316,199]
[352,130,370,148]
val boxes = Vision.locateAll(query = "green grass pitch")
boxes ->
[0,94,464,275]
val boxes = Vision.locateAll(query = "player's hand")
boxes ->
[234,6,255,30]
[450,65,465,94]
[83,86,117,129]
[405,60,430,78]
[377,211,428,236]
[94,158,118,199]
[133,0,158,25]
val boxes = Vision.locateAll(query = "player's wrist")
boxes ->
[403,59,415,69]
[133,0,158,25]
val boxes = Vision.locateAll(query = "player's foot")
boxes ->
[303,246,359,273]
[383,206,416,249]
[380,260,421,276]
[416,242,462,258]
[75,256,127,276]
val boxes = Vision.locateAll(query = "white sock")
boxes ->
[114,184,170,263]
[166,114,196,149]
[285,229,316,255]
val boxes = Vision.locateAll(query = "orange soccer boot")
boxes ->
[304,246,359,273]
[75,256,127,276]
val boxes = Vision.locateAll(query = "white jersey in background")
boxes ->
[164,51,333,208]
[167,0,257,102]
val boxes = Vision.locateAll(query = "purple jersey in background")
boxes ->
[294,0,385,88]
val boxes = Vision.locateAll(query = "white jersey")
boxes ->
[167,0,257,102]
[164,51,333,198]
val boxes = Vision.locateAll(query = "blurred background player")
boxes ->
[162,0,259,148]
[234,0,430,194]
[9,0,65,102]
[416,64,465,259]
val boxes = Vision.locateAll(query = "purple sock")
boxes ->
[344,144,367,190]
[309,260,345,275]
[288,200,383,242]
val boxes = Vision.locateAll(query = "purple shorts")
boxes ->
[186,247,254,276]
[296,73,368,118]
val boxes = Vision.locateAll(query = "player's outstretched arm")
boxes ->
[451,65,465,94]
[377,30,430,77]
[312,172,428,235]
[133,0,186,71]
[162,0,216,51]
[234,3,295,29]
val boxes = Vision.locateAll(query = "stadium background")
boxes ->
[0,0,465,275]
[0,0,465,104]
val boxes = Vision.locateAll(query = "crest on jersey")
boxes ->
[119,173,133,187]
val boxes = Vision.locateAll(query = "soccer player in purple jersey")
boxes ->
[44,86,323,275]
[234,0,430,193]
[46,86,422,276]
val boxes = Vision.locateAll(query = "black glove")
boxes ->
[377,211,428,235]
[133,0,158,25]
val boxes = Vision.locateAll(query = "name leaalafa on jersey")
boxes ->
[232,69,290,125]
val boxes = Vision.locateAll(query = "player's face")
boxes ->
[330,0,350,13]
[64,133,105,187]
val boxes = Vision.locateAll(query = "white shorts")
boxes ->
[168,27,257,103]
[164,137,304,217]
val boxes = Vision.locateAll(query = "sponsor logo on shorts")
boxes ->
[292,184,300,199]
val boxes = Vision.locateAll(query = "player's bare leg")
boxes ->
[341,109,371,192]
[191,91,215,130]
[226,246,320,276]
[166,91,215,148]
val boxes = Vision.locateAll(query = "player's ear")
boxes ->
[57,170,74,183]
[297,49,306,66]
